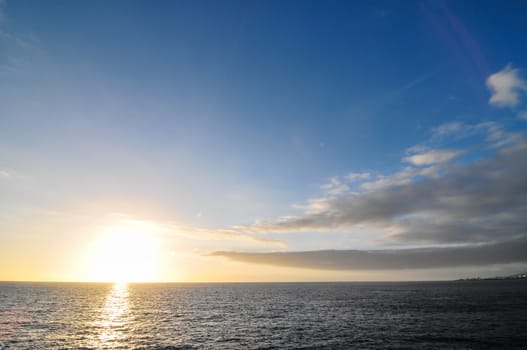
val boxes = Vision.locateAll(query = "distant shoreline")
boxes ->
[456,273,527,281]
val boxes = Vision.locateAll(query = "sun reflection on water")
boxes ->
[93,283,131,348]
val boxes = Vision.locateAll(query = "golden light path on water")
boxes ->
[91,283,131,348]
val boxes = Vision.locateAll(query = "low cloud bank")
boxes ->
[212,239,527,270]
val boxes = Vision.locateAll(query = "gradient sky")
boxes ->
[1,0,527,282]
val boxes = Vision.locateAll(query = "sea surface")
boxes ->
[1,280,526,349]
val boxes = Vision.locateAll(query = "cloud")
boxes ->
[486,64,527,108]
[209,68,527,272]
[177,226,287,248]
[345,172,371,181]
[359,166,439,191]
[428,121,523,148]
[431,122,465,139]
[104,215,286,249]
[520,111,527,121]
[211,239,527,270]
[244,141,527,246]
[321,177,350,196]
[481,121,524,148]
[0,3,41,75]
[403,149,462,166]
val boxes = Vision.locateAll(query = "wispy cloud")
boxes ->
[173,225,286,248]
[481,121,524,148]
[431,122,465,139]
[321,177,350,196]
[403,149,462,166]
[101,215,286,249]
[345,172,371,181]
[359,166,440,191]
[429,120,523,148]
[0,1,41,75]
[486,64,527,108]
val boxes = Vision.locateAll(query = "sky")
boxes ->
[1,0,527,282]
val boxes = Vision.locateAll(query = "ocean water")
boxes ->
[0,281,526,349]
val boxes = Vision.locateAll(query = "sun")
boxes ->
[87,220,161,282]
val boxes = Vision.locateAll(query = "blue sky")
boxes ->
[1,0,527,281]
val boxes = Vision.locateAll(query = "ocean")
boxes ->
[1,280,526,349]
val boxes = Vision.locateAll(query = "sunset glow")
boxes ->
[1,0,526,283]
[1,2,526,349]
[87,223,161,282]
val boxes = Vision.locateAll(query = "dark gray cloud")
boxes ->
[247,142,527,244]
[211,239,527,270]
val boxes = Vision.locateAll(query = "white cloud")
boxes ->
[321,177,350,196]
[0,170,9,177]
[360,165,441,191]
[345,172,371,181]
[431,122,464,139]
[361,167,418,191]
[478,121,524,148]
[486,64,527,108]
[427,121,524,149]
[403,149,462,166]
[405,144,429,155]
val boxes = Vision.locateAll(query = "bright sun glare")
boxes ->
[87,220,161,282]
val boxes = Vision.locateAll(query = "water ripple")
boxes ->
[0,281,526,349]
